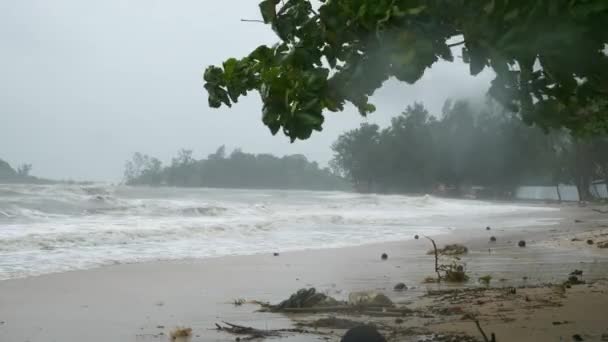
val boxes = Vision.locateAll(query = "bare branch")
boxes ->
[448,40,465,48]
[240,19,265,23]
[424,235,441,282]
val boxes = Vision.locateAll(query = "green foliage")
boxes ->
[205,0,608,140]
[478,275,492,287]
[124,148,348,191]
[331,99,608,198]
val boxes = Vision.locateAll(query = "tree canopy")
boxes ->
[124,148,349,191]
[204,0,608,141]
[330,99,608,200]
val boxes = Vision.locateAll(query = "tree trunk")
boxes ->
[574,140,594,202]
[576,178,592,202]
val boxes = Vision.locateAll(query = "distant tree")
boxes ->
[331,123,382,192]
[124,148,348,191]
[330,98,608,199]
[124,153,163,185]
[16,164,32,177]
[0,159,17,179]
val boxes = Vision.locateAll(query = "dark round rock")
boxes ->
[587,239,594,245]
[393,282,407,291]
[490,236,497,242]
[414,234,419,240]
[518,240,526,247]
[381,253,388,260]
[273,252,280,256]
[341,325,387,342]
[486,226,491,230]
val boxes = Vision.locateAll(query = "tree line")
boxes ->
[330,100,608,201]
[0,159,40,183]
[124,147,349,191]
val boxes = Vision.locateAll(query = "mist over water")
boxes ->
[0,184,558,280]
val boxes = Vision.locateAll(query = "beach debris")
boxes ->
[232,298,246,306]
[572,334,584,341]
[597,241,608,248]
[489,236,496,242]
[414,234,420,240]
[348,291,393,307]
[215,321,311,340]
[156,325,165,329]
[298,316,361,329]
[572,238,582,241]
[169,327,192,341]
[423,237,468,283]
[486,226,491,230]
[441,262,469,283]
[393,282,407,291]
[381,253,388,260]
[273,252,280,256]
[552,321,569,325]
[395,318,404,324]
[427,244,469,256]
[478,275,492,287]
[566,276,585,285]
[570,270,583,277]
[601,333,608,341]
[518,240,526,247]
[474,319,497,342]
[271,288,341,310]
[341,325,386,342]
[423,276,439,283]
[587,239,595,245]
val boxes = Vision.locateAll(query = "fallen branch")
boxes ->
[260,305,412,316]
[215,322,315,340]
[474,320,496,342]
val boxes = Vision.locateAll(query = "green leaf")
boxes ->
[259,0,279,23]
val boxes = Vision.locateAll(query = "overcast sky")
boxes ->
[0,0,494,181]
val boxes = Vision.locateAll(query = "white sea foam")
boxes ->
[0,184,558,280]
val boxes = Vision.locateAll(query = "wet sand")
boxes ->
[0,203,607,341]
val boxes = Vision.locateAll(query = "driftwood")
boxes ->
[474,320,497,342]
[215,322,313,340]
[425,236,442,282]
[260,305,412,317]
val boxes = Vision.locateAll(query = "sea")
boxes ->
[0,183,559,280]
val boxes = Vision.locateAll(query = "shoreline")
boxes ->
[1,204,607,341]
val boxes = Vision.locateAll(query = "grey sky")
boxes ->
[0,0,494,181]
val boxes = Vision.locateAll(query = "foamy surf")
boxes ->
[0,184,558,280]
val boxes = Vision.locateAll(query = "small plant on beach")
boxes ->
[170,326,192,341]
[422,236,469,283]
[440,262,469,283]
[478,275,492,287]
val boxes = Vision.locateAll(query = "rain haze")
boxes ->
[0,0,493,181]
[2,3,608,342]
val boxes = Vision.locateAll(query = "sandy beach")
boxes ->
[1,203,608,342]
